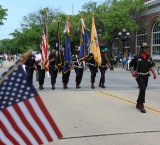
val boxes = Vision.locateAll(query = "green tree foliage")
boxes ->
[0,5,8,26]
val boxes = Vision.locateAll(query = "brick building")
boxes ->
[113,0,160,62]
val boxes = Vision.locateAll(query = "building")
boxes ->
[113,0,160,62]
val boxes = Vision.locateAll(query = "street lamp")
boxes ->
[118,28,130,56]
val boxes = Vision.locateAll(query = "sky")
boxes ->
[0,0,104,40]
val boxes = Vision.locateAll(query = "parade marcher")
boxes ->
[88,52,98,89]
[129,42,157,113]
[49,49,58,90]
[62,64,71,89]
[72,51,84,89]
[99,50,112,88]
[25,52,35,82]
[35,50,45,90]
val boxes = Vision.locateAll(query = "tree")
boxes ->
[0,5,8,26]
[95,0,146,59]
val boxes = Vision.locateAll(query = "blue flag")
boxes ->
[79,18,90,61]
[64,33,72,73]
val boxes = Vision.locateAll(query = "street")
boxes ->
[0,61,160,145]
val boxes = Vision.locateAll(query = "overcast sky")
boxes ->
[0,0,104,40]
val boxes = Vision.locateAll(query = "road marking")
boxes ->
[98,91,160,115]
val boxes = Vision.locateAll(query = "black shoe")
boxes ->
[39,86,43,90]
[102,85,106,88]
[139,104,146,113]
[91,85,95,89]
[64,86,68,89]
[99,83,102,87]
[136,103,140,109]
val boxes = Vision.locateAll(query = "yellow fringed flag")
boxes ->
[90,16,101,67]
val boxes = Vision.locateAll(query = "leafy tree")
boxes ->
[93,0,146,59]
[0,5,8,26]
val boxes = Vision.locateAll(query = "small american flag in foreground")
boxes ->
[0,64,62,145]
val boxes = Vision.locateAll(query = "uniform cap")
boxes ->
[141,42,149,49]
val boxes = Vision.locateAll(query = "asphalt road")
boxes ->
[1,61,160,145]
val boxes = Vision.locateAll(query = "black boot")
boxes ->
[99,82,102,87]
[139,103,146,113]
[91,83,95,89]
[102,83,106,88]
[64,83,68,89]
[39,85,43,90]
[52,84,55,90]
[136,102,140,109]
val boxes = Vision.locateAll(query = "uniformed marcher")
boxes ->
[25,52,35,83]
[129,42,157,113]
[99,50,112,88]
[49,49,58,90]
[88,52,97,89]
[35,50,45,90]
[62,64,71,89]
[72,51,84,88]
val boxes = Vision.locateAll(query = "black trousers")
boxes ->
[25,67,34,82]
[37,65,45,85]
[62,70,70,84]
[75,67,83,85]
[136,75,149,104]
[49,66,58,85]
[99,67,106,84]
[89,65,97,83]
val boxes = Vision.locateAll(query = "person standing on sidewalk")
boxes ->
[99,50,112,88]
[49,49,58,90]
[129,42,157,113]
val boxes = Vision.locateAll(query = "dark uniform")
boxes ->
[73,54,84,88]
[99,53,111,88]
[25,55,35,82]
[62,69,70,89]
[129,42,156,113]
[36,53,45,90]
[49,53,58,89]
[88,53,97,89]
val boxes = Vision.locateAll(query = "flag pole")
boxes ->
[0,49,32,84]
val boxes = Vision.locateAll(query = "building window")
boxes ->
[136,28,146,54]
[113,38,119,59]
[124,37,130,56]
[152,21,160,59]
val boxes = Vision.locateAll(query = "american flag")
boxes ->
[0,64,62,145]
[41,22,49,71]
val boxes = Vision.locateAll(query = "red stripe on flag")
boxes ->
[0,140,6,145]
[13,104,43,144]
[35,96,63,139]
[2,109,32,145]
[24,98,53,142]
[0,120,20,145]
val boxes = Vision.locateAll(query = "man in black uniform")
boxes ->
[25,52,35,83]
[62,64,71,89]
[35,50,45,90]
[88,53,97,89]
[99,50,111,88]
[49,49,58,90]
[130,42,157,113]
[72,51,84,88]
